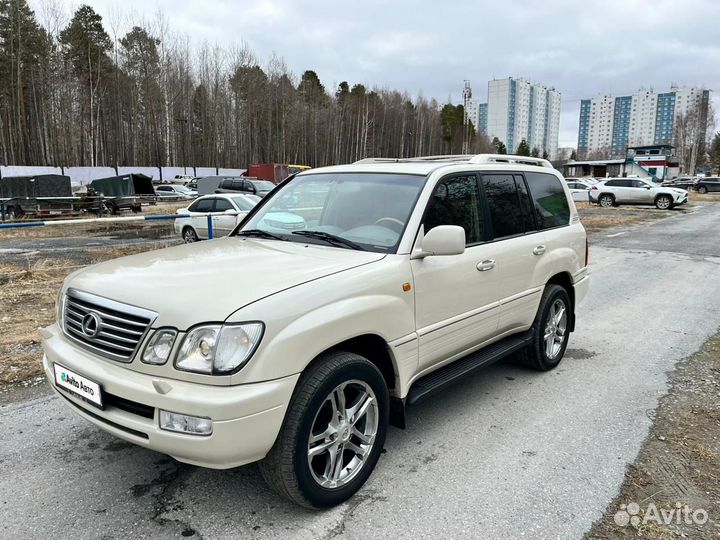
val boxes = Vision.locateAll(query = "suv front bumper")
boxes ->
[41,324,298,469]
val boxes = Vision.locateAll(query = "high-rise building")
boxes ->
[483,77,561,159]
[577,86,710,158]
[465,99,488,135]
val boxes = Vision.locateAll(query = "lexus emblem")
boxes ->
[81,312,102,339]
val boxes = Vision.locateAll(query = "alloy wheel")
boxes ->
[543,299,567,360]
[307,380,379,489]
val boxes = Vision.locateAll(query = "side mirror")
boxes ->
[411,225,466,259]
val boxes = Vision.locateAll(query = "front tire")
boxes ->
[260,351,389,508]
[182,226,199,243]
[655,195,673,210]
[598,194,615,208]
[697,186,708,194]
[522,284,571,371]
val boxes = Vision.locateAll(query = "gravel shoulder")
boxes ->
[586,332,720,540]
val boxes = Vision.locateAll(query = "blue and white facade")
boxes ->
[484,77,561,159]
[577,86,710,158]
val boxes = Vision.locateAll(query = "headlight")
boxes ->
[175,322,264,375]
[142,329,177,365]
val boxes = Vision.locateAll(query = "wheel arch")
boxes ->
[546,272,575,332]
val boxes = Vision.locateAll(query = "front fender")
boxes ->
[226,257,416,385]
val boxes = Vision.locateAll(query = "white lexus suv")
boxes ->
[42,154,589,508]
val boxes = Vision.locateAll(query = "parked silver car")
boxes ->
[589,178,688,209]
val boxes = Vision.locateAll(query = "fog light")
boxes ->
[159,410,213,436]
[142,329,177,365]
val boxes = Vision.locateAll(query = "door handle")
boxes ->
[476,259,496,271]
[533,245,546,256]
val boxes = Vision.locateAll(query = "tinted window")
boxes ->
[251,180,276,191]
[525,172,570,229]
[632,180,648,188]
[481,174,525,238]
[605,179,625,187]
[424,175,483,245]
[194,198,215,212]
[515,175,536,232]
[214,198,233,212]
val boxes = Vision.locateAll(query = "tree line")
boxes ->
[0,0,495,169]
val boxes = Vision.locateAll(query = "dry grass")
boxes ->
[575,202,671,233]
[0,245,158,384]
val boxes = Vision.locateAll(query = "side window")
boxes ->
[214,198,233,212]
[187,200,200,212]
[514,175,537,232]
[423,175,483,245]
[525,172,571,230]
[605,180,619,187]
[195,198,215,213]
[244,181,256,192]
[632,180,647,188]
[480,174,526,238]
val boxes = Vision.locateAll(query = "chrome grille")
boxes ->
[63,288,157,362]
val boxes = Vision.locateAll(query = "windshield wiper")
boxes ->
[235,229,285,241]
[292,230,363,250]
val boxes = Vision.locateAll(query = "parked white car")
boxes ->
[155,184,197,199]
[589,177,688,209]
[42,154,589,509]
[565,179,592,202]
[174,193,259,242]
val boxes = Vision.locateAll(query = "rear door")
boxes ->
[480,172,547,334]
[191,197,215,238]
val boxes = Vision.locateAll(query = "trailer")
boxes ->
[0,174,75,219]
[90,173,156,214]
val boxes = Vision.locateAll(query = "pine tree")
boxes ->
[516,139,530,156]
[530,146,540,158]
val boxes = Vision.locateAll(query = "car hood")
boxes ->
[667,187,688,195]
[66,238,386,328]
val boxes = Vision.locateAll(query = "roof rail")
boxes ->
[354,154,553,168]
[353,155,474,164]
[468,154,553,168]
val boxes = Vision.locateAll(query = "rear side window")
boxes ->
[194,198,215,212]
[480,174,525,238]
[525,172,570,229]
[424,175,483,245]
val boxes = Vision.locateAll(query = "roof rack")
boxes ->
[354,154,553,168]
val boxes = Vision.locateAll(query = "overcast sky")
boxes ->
[33,0,720,147]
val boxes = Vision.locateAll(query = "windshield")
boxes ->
[237,172,426,253]
[251,180,276,191]
[175,185,194,194]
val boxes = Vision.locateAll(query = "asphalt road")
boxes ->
[2,203,719,540]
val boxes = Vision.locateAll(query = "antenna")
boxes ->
[462,80,472,155]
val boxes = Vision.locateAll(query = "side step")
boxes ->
[406,331,532,406]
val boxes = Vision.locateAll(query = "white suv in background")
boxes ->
[42,154,589,508]
[589,177,688,209]
[174,193,259,242]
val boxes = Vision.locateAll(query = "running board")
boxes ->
[406,332,532,406]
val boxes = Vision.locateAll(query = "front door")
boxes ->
[411,174,501,372]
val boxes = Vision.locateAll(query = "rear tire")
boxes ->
[260,351,389,509]
[182,226,199,243]
[655,195,673,210]
[521,284,571,371]
[598,194,615,208]
[697,186,708,194]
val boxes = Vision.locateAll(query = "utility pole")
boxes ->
[462,80,472,155]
